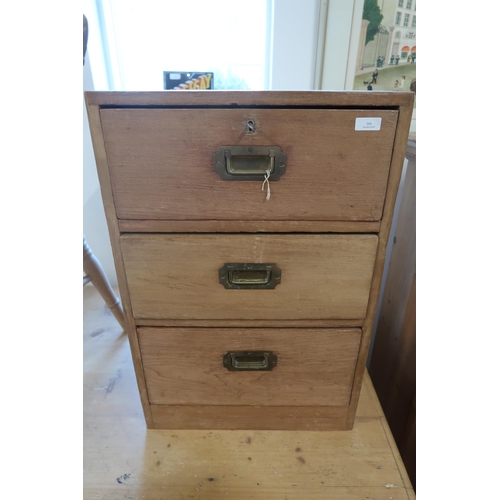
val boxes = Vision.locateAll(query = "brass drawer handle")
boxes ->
[219,263,281,289]
[223,351,278,371]
[214,146,286,181]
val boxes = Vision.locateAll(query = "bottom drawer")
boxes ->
[137,327,361,407]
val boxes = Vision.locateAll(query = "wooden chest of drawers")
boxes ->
[85,90,414,431]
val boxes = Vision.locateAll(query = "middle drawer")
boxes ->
[121,234,378,321]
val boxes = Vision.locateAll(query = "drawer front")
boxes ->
[101,108,398,221]
[138,327,361,407]
[121,234,378,321]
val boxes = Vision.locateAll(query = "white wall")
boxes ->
[321,0,363,90]
[83,54,117,286]
[269,0,321,90]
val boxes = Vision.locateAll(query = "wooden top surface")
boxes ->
[83,286,415,499]
[85,90,414,108]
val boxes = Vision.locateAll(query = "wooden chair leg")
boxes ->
[83,236,126,330]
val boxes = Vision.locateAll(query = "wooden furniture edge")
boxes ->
[135,319,364,328]
[85,99,154,427]
[84,90,414,108]
[118,219,382,233]
[150,404,350,430]
[346,97,414,428]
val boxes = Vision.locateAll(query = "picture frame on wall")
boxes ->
[351,0,416,94]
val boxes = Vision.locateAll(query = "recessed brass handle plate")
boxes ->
[223,351,278,371]
[219,263,281,289]
[214,146,286,181]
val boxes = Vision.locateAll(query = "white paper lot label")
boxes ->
[355,117,382,131]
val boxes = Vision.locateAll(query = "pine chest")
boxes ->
[85,90,414,430]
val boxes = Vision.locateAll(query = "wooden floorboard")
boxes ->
[83,285,414,499]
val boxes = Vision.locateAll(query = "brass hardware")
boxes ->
[214,146,286,181]
[218,263,281,289]
[223,351,278,371]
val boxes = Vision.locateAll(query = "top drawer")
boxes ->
[100,108,398,221]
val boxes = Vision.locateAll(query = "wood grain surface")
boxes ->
[118,219,382,233]
[135,318,363,328]
[100,108,398,221]
[84,90,415,443]
[120,234,378,321]
[138,327,361,407]
[86,89,415,108]
[150,405,350,430]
